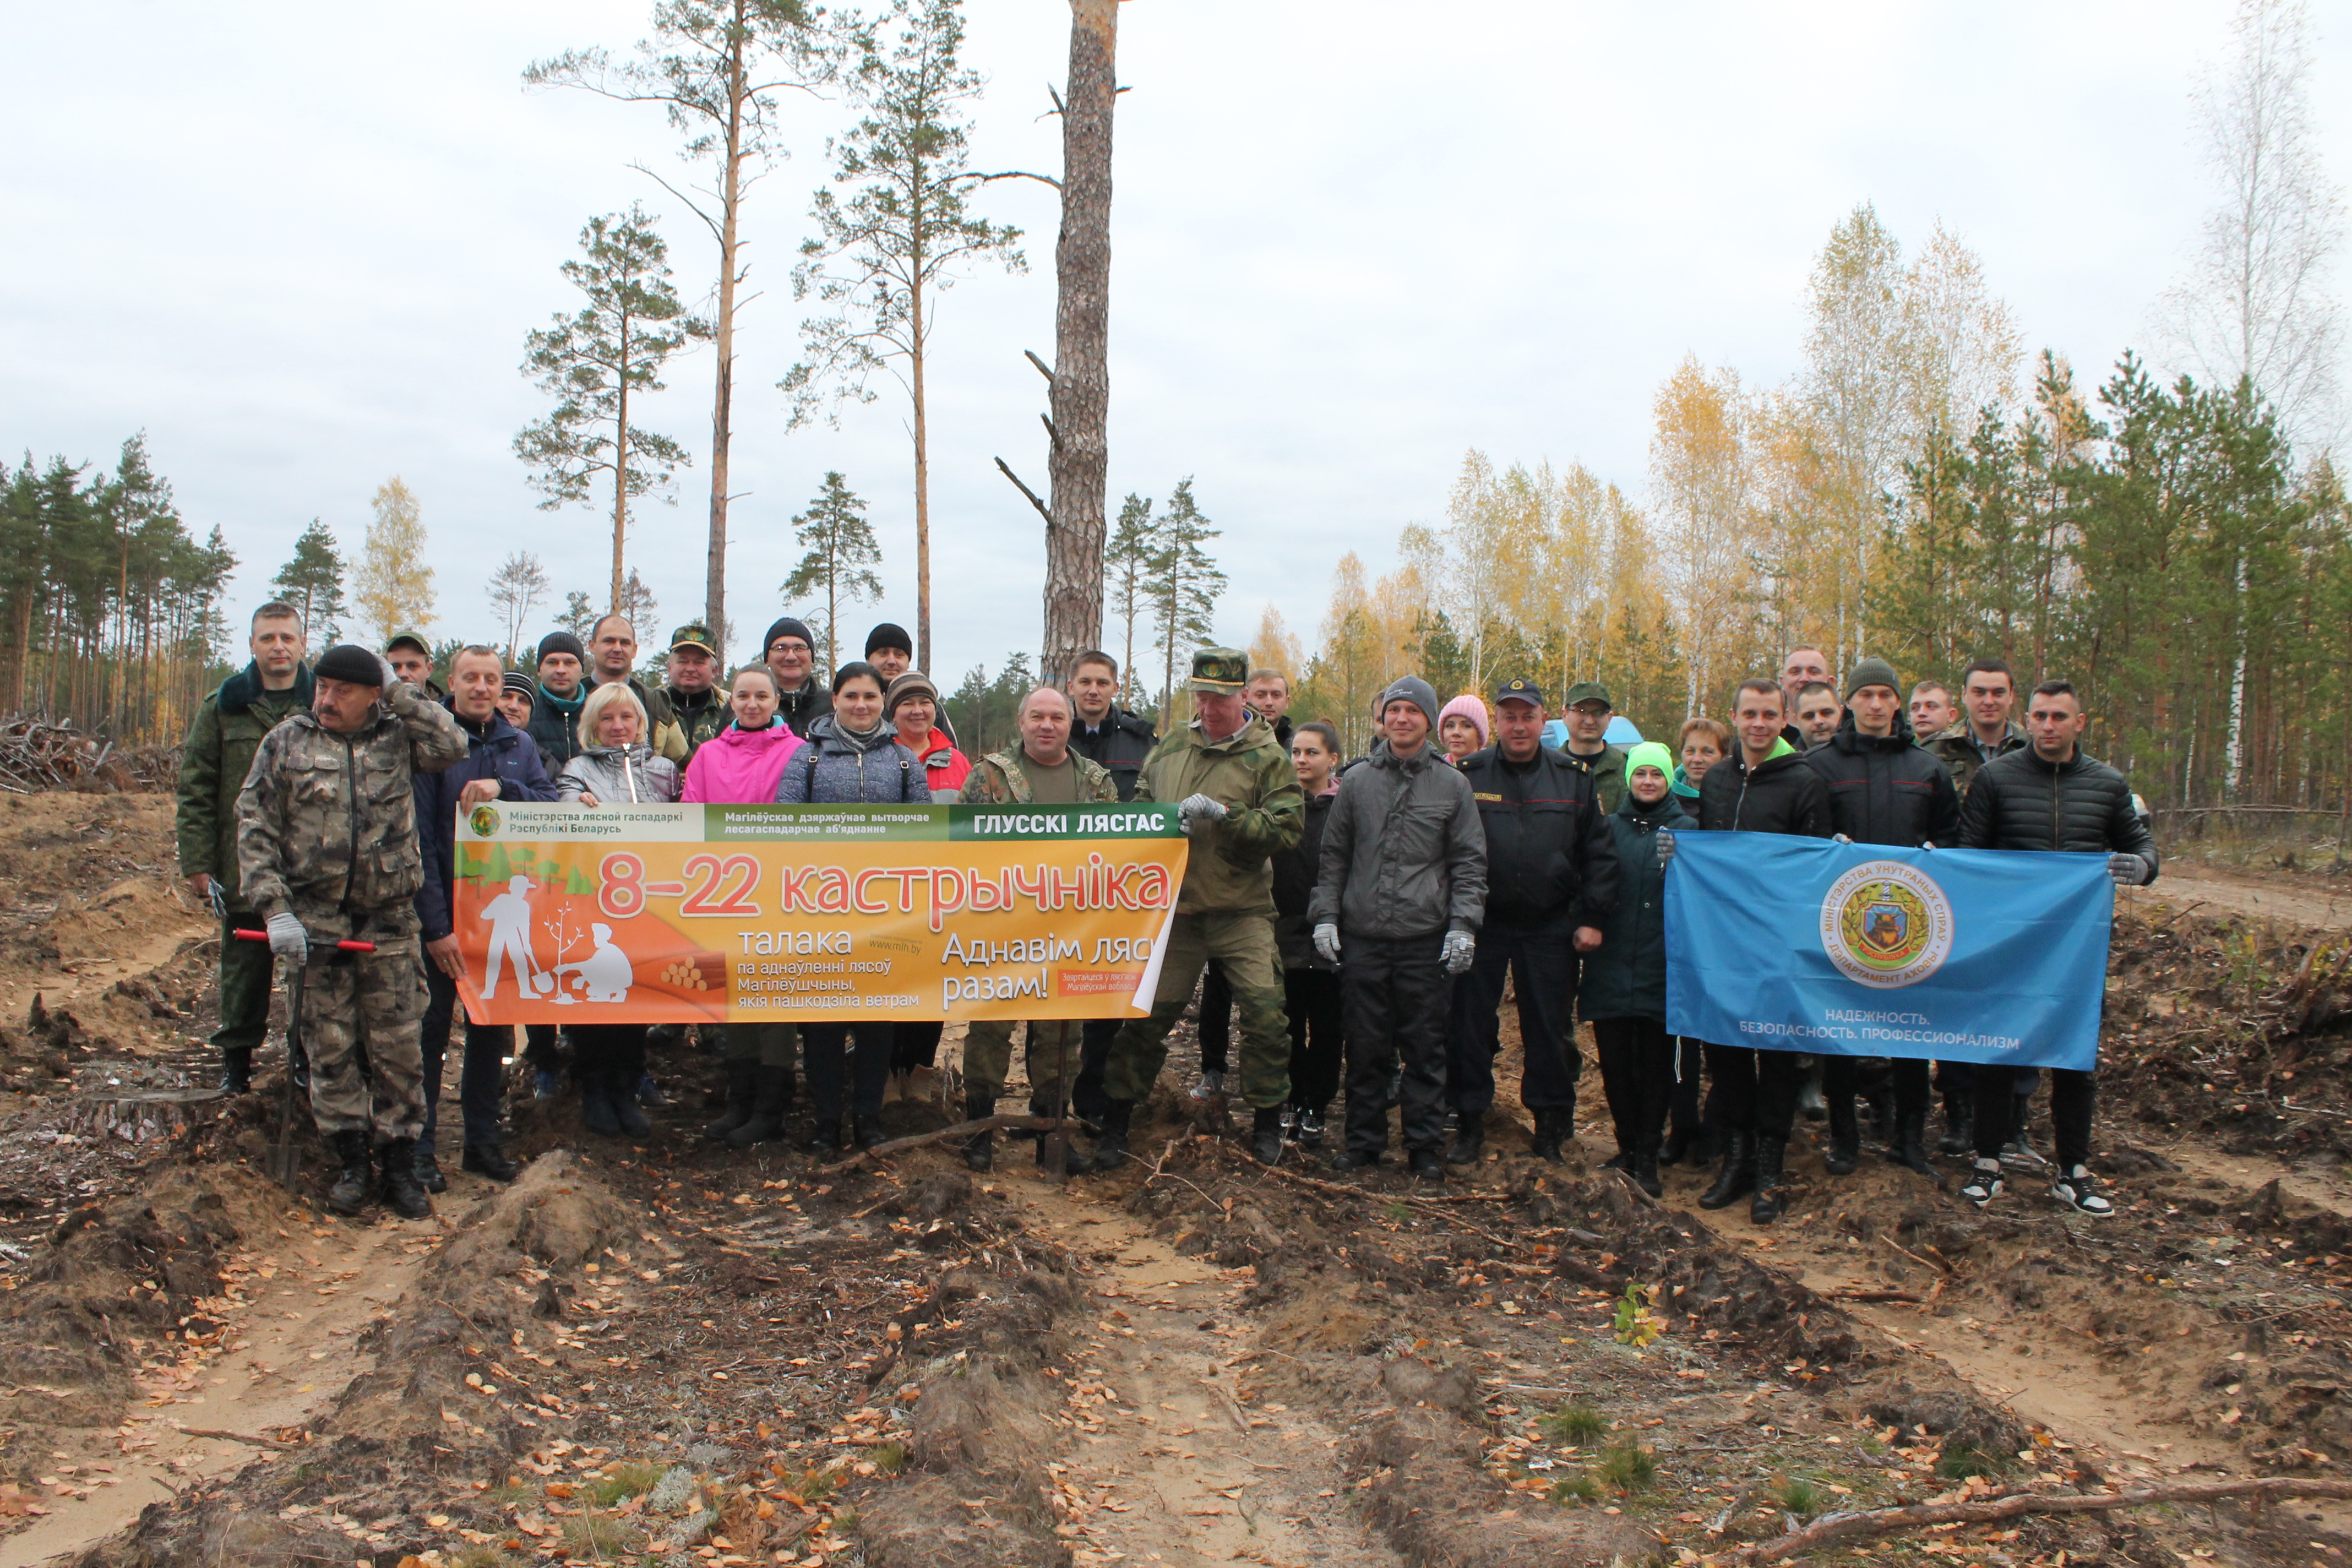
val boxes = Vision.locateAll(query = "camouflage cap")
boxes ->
[384,630,431,656]
[1564,680,1614,710]
[668,622,719,657]
[1186,646,1250,695]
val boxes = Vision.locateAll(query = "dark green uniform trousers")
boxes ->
[1104,911,1290,1109]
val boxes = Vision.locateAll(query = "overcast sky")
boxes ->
[5,2,2348,680]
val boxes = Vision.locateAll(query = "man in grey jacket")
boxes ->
[1310,676,1487,1182]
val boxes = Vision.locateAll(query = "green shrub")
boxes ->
[1597,1438,1658,1493]
[1539,1403,1609,1445]
[1777,1477,1822,1517]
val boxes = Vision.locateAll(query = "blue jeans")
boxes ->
[421,964,513,1151]
[1446,923,1578,1114]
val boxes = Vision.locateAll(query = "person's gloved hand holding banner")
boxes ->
[451,802,1187,1025]
[1663,835,2113,1071]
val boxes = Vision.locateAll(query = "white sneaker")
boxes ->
[2050,1165,2114,1217]
[1189,1070,1227,1101]
[1960,1160,2004,1208]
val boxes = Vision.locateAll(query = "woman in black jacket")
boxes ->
[1273,722,1346,1147]
[1577,744,1691,1197]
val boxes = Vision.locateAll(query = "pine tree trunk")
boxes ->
[613,317,632,614]
[912,248,933,676]
[705,12,747,652]
[1041,0,1117,684]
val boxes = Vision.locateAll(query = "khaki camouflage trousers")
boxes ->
[298,917,428,1142]
[963,1019,1085,1108]
[1104,911,1290,1109]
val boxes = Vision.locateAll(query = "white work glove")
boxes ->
[1832,832,1854,845]
[265,911,308,965]
[2108,853,2148,886]
[1655,828,1676,867]
[1921,841,1936,851]
[377,653,402,689]
[1442,929,1477,976]
[1177,793,1228,835]
[1313,923,1342,964]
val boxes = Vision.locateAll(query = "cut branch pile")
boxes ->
[0,716,157,794]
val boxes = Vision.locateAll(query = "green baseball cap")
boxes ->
[1187,647,1249,695]
[1564,680,1613,710]
[384,631,431,657]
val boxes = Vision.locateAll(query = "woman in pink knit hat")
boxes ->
[1436,693,1490,765]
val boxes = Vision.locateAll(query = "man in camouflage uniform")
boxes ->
[237,643,466,1218]
[1097,648,1304,1169]
[176,601,312,1093]
[955,686,1120,1172]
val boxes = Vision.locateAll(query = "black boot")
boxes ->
[326,1130,372,1215]
[380,1138,433,1219]
[962,1088,997,1172]
[1250,1107,1284,1165]
[462,1142,520,1182]
[1823,1097,1860,1176]
[613,1073,653,1139]
[1750,1138,1788,1225]
[1531,1109,1566,1164]
[1699,1131,1755,1210]
[1888,1108,1936,1175]
[413,1139,448,1194]
[1409,1148,1445,1183]
[1091,1100,1134,1171]
[705,1059,759,1141]
[852,1114,883,1151]
[579,1070,623,1137]
[1629,1146,1663,1199]
[805,1115,843,1156]
[1659,1124,1696,1168]
[219,1048,253,1095]
[1937,1098,1974,1157]
[726,1065,792,1149]
[1446,1114,1485,1167]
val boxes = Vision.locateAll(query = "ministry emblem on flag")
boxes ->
[1820,861,1954,989]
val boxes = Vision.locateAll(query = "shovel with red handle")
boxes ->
[235,929,375,1193]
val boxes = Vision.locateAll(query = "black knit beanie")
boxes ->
[537,631,586,667]
[864,622,912,657]
[764,617,814,655]
[314,644,385,688]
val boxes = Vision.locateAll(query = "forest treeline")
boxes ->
[1262,206,2351,813]
[0,435,235,741]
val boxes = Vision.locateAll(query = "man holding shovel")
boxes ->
[237,644,466,1217]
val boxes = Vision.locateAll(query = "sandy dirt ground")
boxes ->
[0,794,2346,1568]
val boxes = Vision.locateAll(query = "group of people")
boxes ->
[177,596,2155,1225]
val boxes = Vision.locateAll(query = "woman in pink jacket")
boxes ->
[681,666,803,1148]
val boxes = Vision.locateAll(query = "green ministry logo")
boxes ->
[1819,861,1953,989]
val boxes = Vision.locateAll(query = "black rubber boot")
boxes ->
[1629,1147,1663,1199]
[1659,1124,1696,1167]
[1937,1096,1974,1156]
[852,1114,883,1151]
[705,1059,759,1141]
[962,1089,997,1171]
[219,1048,253,1095]
[613,1074,653,1139]
[579,1070,623,1137]
[726,1066,792,1149]
[1531,1109,1566,1164]
[1091,1100,1134,1171]
[1330,1148,1381,1171]
[1888,1108,1936,1175]
[1409,1148,1445,1183]
[462,1142,520,1182]
[1750,1137,1788,1226]
[380,1138,433,1219]
[1250,1107,1284,1165]
[413,1140,448,1194]
[1699,1131,1756,1210]
[805,1115,843,1156]
[1446,1113,1485,1166]
[326,1130,372,1216]
[1823,1097,1860,1176]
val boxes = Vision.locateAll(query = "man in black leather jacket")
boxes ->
[1801,657,1961,1178]
[1955,678,2158,1217]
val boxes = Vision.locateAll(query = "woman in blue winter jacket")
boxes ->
[774,662,928,1151]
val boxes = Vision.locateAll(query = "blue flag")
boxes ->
[1663,835,2114,1071]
